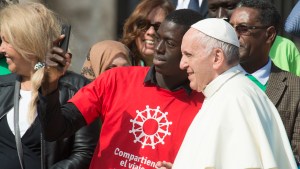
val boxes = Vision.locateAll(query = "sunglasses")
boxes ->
[234,25,269,36]
[136,19,161,32]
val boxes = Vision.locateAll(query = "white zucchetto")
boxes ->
[191,18,240,47]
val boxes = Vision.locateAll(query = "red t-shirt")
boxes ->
[69,66,204,169]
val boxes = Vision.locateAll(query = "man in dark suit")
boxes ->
[171,0,208,17]
[229,0,300,165]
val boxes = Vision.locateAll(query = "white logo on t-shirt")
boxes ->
[129,105,172,149]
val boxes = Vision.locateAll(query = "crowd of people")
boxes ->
[0,0,300,169]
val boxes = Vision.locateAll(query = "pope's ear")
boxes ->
[212,48,225,69]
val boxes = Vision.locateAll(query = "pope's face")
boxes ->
[180,29,215,92]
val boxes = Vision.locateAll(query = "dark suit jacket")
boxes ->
[266,63,300,162]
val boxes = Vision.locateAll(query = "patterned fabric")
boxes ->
[265,63,300,163]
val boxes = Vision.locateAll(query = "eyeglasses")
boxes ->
[136,19,161,32]
[233,25,269,36]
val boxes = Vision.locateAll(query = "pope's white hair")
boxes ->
[197,31,240,65]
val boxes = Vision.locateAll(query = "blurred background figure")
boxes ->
[171,0,208,17]
[285,0,300,38]
[81,40,131,81]
[120,0,174,66]
[4,0,298,72]
[45,0,115,73]
[207,0,300,76]
[207,0,240,20]
[7,0,298,73]
[0,3,98,169]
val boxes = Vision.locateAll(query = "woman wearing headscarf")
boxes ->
[81,40,131,81]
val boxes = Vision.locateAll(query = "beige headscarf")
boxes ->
[81,40,131,81]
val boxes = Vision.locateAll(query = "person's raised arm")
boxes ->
[38,36,86,141]
[42,35,71,96]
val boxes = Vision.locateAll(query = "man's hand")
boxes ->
[156,161,173,169]
[42,35,70,95]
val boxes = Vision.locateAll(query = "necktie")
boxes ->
[188,0,200,12]
[246,74,267,92]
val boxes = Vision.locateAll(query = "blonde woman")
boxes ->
[0,3,99,169]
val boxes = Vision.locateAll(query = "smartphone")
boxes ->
[60,24,71,52]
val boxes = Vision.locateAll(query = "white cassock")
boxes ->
[172,66,297,169]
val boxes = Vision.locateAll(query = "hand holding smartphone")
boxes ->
[60,24,71,52]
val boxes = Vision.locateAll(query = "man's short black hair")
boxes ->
[238,0,281,31]
[165,9,204,32]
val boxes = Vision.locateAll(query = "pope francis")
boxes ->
[168,18,297,169]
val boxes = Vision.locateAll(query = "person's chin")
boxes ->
[239,50,248,60]
[8,66,15,73]
[6,58,13,65]
[153,58,166,66]
[190,83,198,91]
[188,77,198,90]
[142,49,155,58]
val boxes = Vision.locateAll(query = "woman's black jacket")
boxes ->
[0,71,100,169]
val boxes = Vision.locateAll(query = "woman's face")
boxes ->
[135,6,166,65]
[105,54,131,71]
[0,35,33,77]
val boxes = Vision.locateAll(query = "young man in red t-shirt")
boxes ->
[38,9,204,169]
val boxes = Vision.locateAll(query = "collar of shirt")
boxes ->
[176,0,203,9]
[237,59,271,85]
[144,66,192,94]
[203,65,242,98]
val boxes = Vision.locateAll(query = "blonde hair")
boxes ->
[0,3,61,123]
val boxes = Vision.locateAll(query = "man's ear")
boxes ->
[266,26,276,44]
[212,48,224,69]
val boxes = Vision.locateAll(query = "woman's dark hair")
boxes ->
[120,0,174,65]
